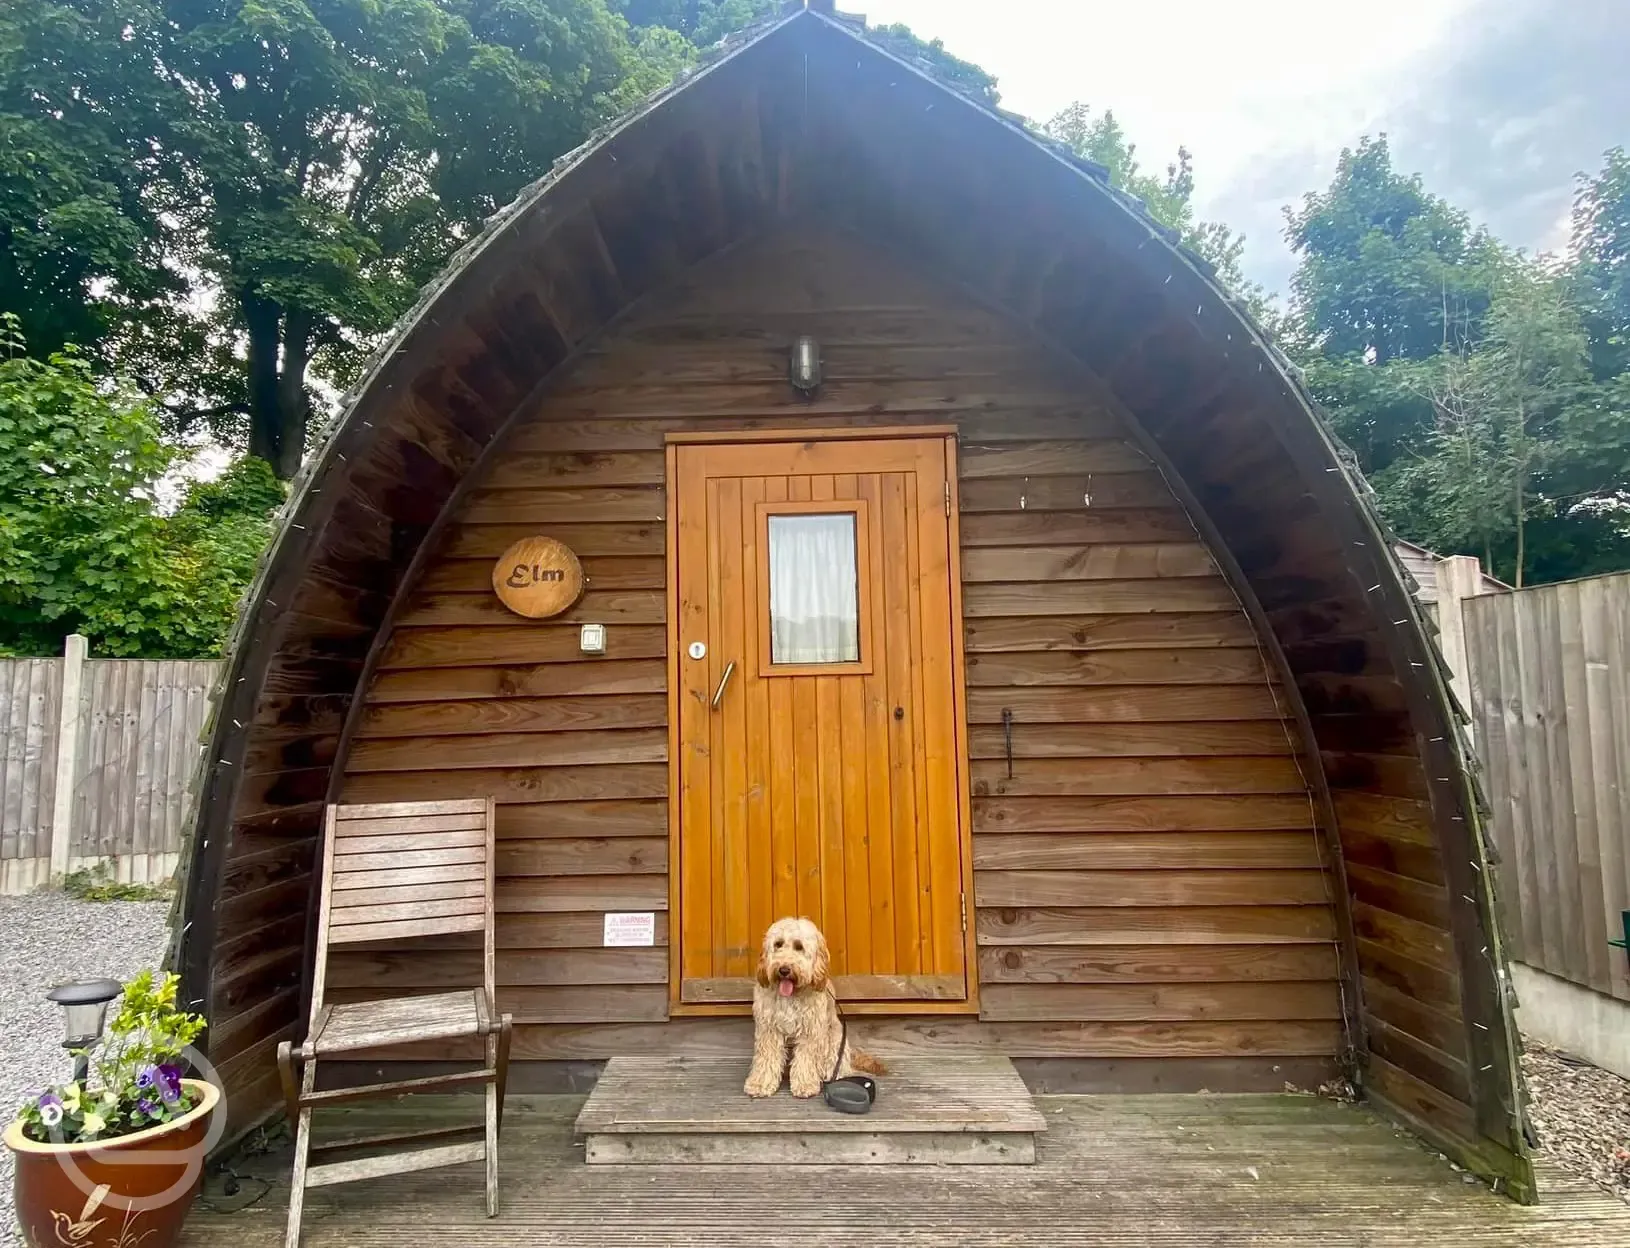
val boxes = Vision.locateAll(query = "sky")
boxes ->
[853,0,1630,296]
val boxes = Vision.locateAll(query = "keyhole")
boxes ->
[893,706,905,721]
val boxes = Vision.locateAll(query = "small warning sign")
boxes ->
[603,912,656,947]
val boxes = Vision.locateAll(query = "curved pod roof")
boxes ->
[173,5,1530,1195]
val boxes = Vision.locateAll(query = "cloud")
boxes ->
[1377,0,1630,259]
[855,0,1627,296]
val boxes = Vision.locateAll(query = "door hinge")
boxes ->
[944,480,952,517]
[961,894,967,932]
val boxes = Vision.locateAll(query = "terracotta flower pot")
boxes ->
[5,1078,220,1248]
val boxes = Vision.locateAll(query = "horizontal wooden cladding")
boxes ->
[394,589,665,628]
[960,509,1194,547]
[368,659,666,703]
[497,407,1129,455]
[358,694,668,738]
[969,757,1307,798]
[963,580,1240,617]
[964,612,1256,653]
[964,648,1272,687]
[443,521,663,560]
[970,831,1323,872]
[960,543,1214,582]
[497,874,667,913]
[973,794,1315,834]
[977,943,1339,984]
[496,836,666,876]
[976,905,1338,946]
[959,472,1172,512]
[492,1017,1344,1062]
[463,485,665,524]
[959,439,1150,477]
[974,870,1332,908]
[379,626,665,670]
[979,981,1341,1022]
[340,762,666,805]
[965,685,1288,724]
[968,721,1294,758]
[346,727,667,772]
[481,450,664,490]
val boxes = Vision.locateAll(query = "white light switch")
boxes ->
[579,623,607,654]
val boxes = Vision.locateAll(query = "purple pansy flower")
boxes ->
[136,1065,157,1091]
[155,1064,183,1105]
[138,1097,158,1116]
[36,1092,63,1129]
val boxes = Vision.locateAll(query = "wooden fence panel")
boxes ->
[1464,572,1630,1002]
[0,650,220,892]
[0,660,62,890]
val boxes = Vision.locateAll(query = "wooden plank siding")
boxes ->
[1465,573,1630,1002]
[334,234,1344,1071]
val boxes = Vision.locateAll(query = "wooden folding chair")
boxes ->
[276,798,512,1247]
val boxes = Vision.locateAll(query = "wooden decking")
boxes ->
[181,1092,1630,1246]
[575,1056,1046,1163]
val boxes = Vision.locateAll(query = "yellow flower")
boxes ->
[81,1111,106,1136]
[61,1084,82,1111]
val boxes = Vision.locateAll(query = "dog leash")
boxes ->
[820,1007,877,1115]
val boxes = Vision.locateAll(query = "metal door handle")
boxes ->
[711,660,736,710]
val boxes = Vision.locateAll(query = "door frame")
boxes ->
[663,425,978,1017]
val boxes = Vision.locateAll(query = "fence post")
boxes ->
[48,633,87,883]
[1435,556,1487,744]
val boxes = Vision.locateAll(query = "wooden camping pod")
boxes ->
[171,7,1530,1199]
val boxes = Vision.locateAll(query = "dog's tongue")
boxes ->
[778,978,795,997]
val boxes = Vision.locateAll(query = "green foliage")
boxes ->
[13,970,208,1144]
[870,22,999,105]
[1286,139,1630,586]
[0,315,282,657]
[1286,137,1505,369]
[1571,147,1630,382]
[3,0,775,479]
[1042,103,1271,322]
[613,0,779,45]
[61,862,172,902]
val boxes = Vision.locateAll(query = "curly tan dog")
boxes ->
[744,916,887,1098]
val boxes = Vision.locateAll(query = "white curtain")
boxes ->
[768,513,860,664]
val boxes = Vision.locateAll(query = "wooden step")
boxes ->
[574,1055,1047,1164]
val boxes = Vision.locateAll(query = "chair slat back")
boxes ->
[310,798,496,1024]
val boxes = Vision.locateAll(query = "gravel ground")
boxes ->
[1524,1038,1630,1202]
[0,893,172,1248]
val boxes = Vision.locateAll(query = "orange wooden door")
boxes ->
[671,433,970,1007]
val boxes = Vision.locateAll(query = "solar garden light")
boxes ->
[46,978,123,1084]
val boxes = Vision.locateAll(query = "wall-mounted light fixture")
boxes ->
[789,335,822,396]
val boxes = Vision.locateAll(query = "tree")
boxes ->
[0,0,187,359]
[2,0,729,478]
[1287,140,1630,586]
[1570,147,1630,382]
[0,315,282,657]
[1042,103,1269,320]
[612,0,778,44]
[1284,136,1508,474]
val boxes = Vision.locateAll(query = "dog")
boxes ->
[744,916,887,1098]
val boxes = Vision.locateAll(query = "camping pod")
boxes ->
[172,4,1532,1199]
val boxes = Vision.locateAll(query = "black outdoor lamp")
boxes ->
[47,978,123,1083]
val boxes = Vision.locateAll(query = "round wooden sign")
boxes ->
[492,536,585,619]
